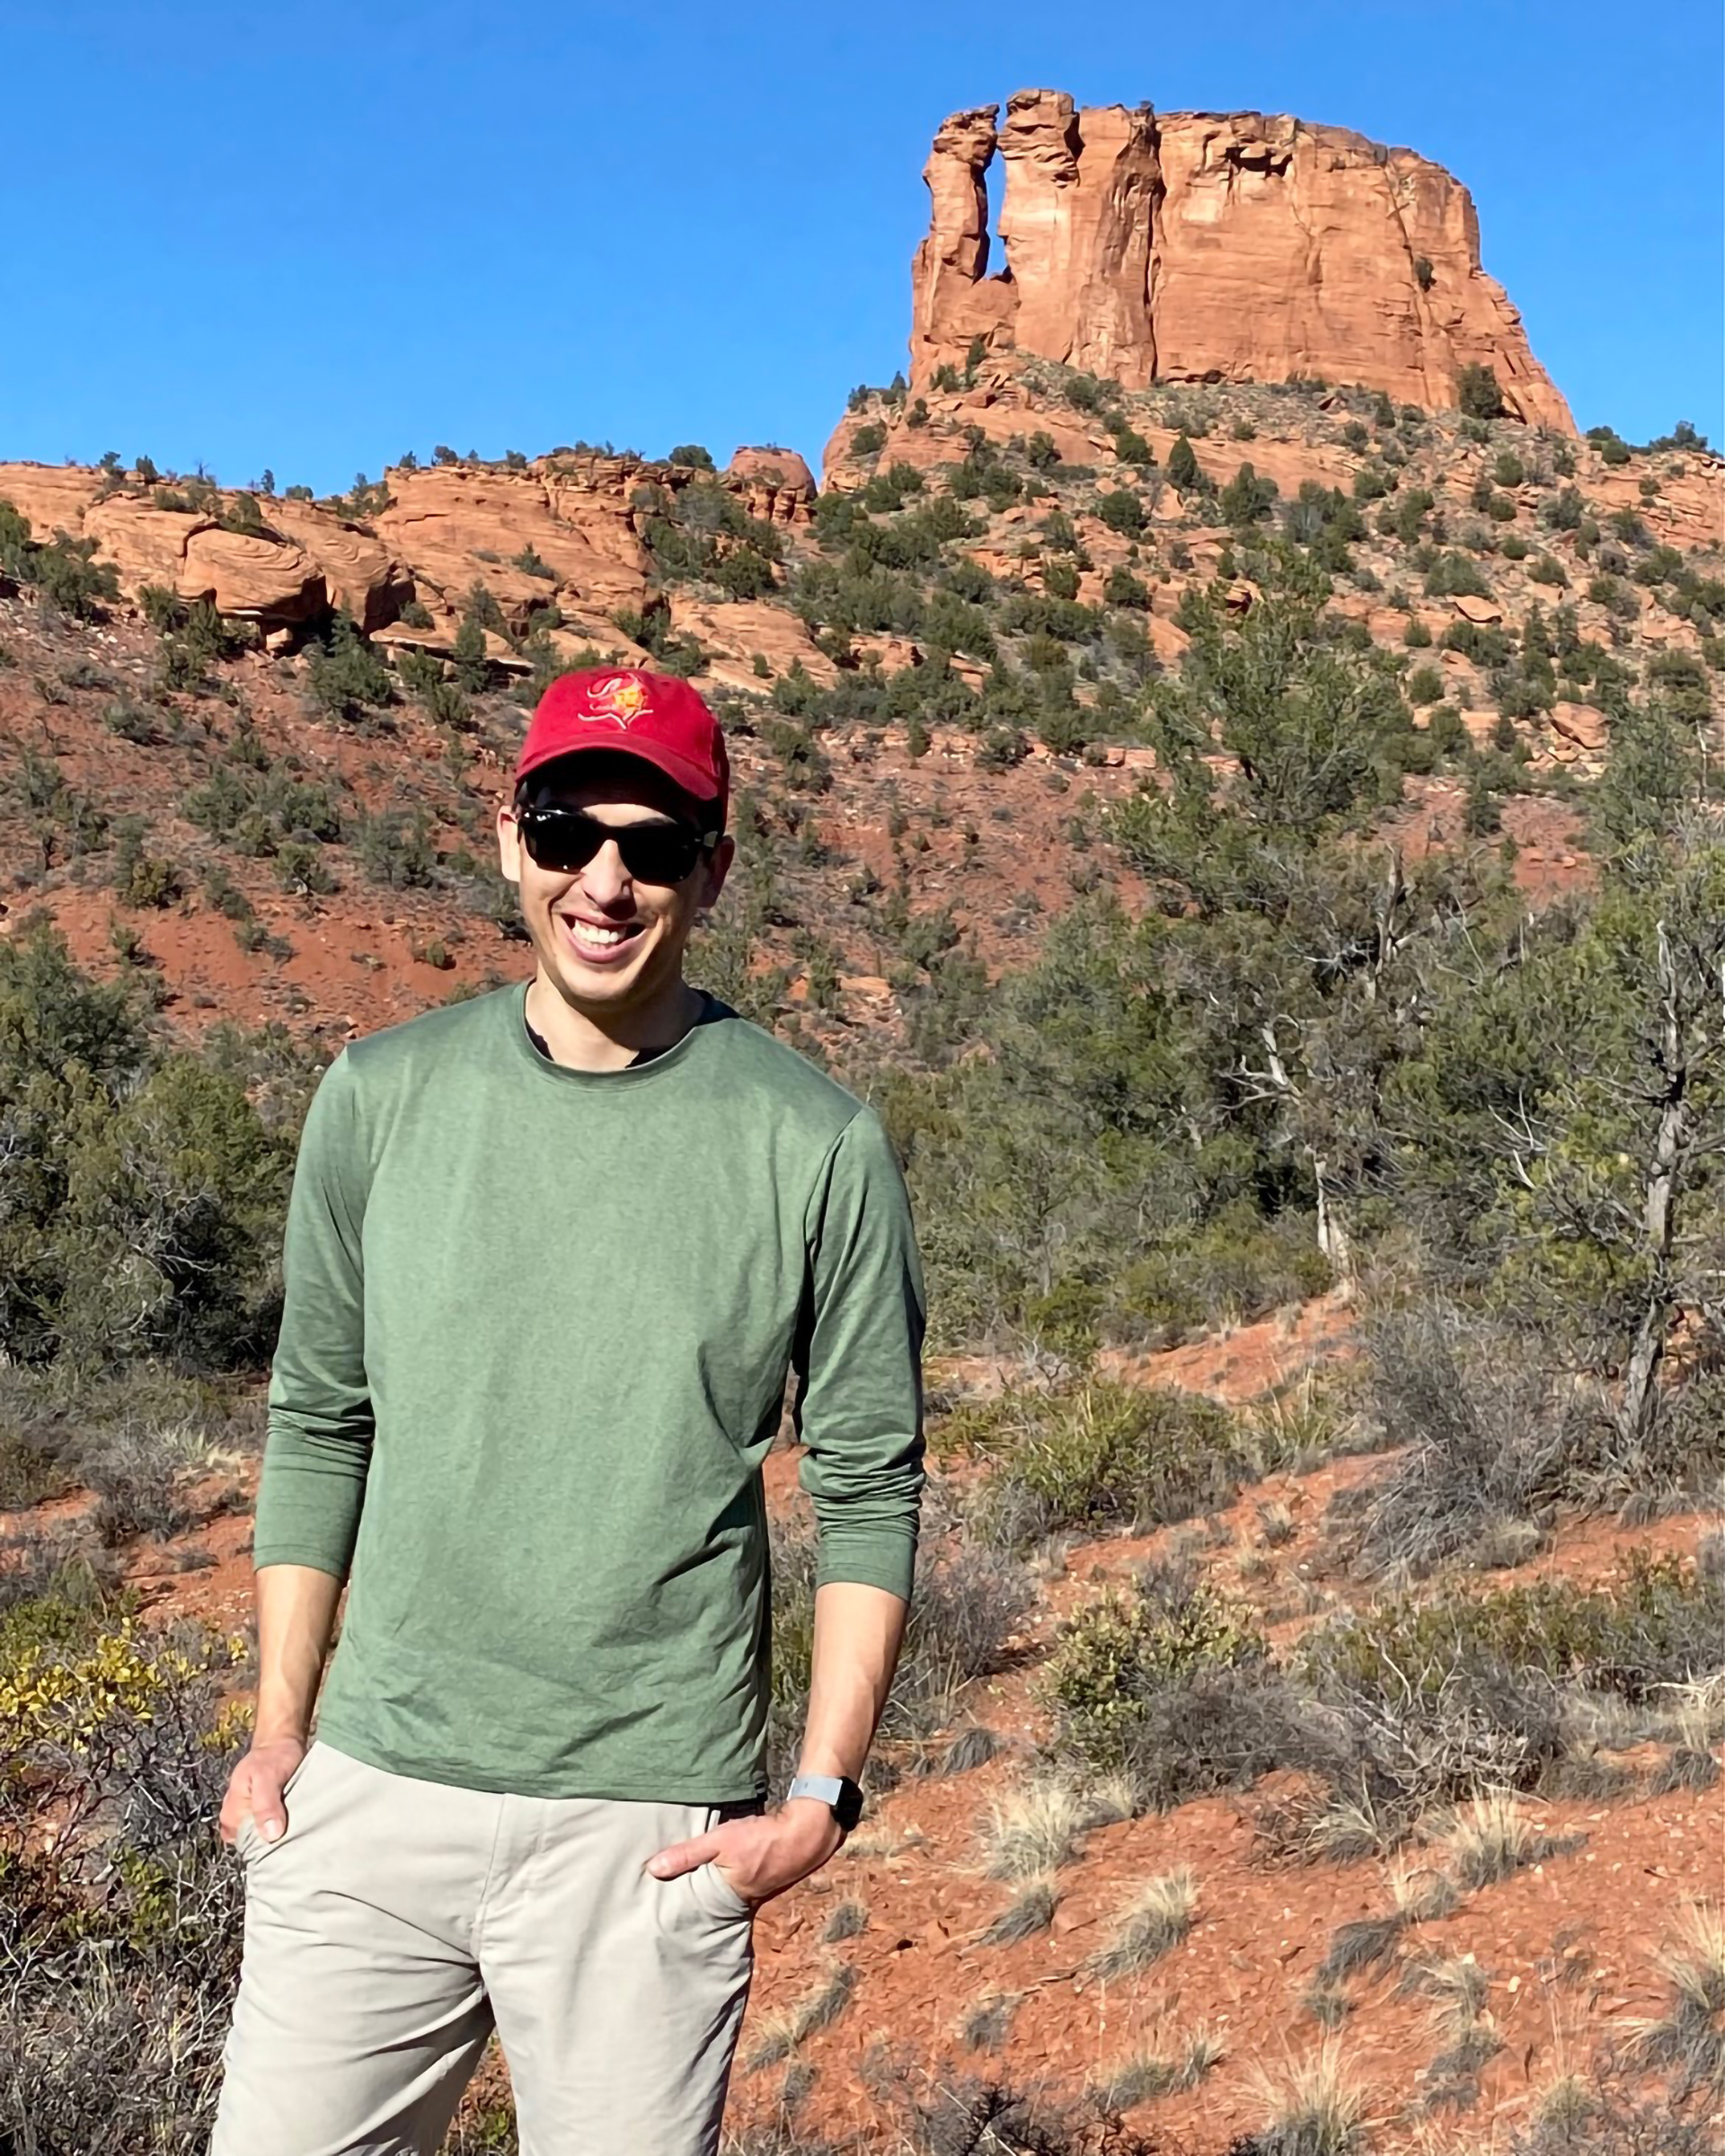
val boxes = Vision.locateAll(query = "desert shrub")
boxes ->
[961,1381,1270,1550]
[1423,550,1492,599]
[305,614,392,723]
[1044,1557,1287,1807]
[0,499,119,621]
[1297,1550,1722,1816]
[355,808,438,889]
[1508,2091,1712,2156]
[1340,1309,1597,1576]
[0,920,294,1374]
[1219,462,1279,526]
[1456,365,1506,420]
[1102,565,1150,610]
[0,1596,249,2152]
[1166,433,1202,490]
[1405,665,1445,707]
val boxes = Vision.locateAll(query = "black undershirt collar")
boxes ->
[524,1011,668,1068]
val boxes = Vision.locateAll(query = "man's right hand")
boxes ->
[219,1736,308,1850]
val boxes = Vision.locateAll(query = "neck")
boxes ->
[525,971,700,1073]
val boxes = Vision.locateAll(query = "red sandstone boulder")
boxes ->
[724,447,816,525]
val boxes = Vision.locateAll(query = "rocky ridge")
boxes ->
[912,90,1575,430]
[0,445,813,655]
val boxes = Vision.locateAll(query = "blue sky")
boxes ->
[4,1,1719,494]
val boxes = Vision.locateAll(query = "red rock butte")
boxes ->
[912,90,1576,431]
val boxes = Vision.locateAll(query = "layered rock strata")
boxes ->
[911,90,1574,431]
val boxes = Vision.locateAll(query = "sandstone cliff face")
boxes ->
[911,90,1575,431]
[0,446,807,658]
[0,464,411,628]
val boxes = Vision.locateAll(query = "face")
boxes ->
[497,758,734,1021]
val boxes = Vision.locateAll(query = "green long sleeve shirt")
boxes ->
[254,984,925,1802]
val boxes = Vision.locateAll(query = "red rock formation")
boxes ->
[724,446,817,525]
[376,462,650,637]
[909,91,1575,431]
[997,93,1160,385]
[0,463,410,626]
[909,107,1015,378]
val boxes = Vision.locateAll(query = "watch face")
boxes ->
[835,1778,865,1832]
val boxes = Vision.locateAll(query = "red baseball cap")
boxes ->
[515,668,730,829]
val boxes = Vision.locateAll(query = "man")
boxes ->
[210,667,925,2156]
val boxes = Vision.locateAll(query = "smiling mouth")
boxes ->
[558,914,645,962]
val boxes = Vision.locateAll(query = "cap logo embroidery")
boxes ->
[579,673,652,728]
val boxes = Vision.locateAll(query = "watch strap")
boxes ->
[787,1772,864,1832]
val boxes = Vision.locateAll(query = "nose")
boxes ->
[578,839,633,911]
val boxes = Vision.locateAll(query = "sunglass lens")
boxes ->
[521,810,701,885]
[618,829,700,884]
[521,810,603,875]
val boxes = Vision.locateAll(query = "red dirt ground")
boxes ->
[52,1291,1720,2155]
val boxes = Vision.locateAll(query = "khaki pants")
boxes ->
[211,1742,756,2156]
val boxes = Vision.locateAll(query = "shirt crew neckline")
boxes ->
[504,980,719,1088]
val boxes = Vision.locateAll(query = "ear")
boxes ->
[496,801,523,885]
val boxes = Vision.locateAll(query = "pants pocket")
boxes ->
[686,1801,756,1922]
[687,1859,754,1922]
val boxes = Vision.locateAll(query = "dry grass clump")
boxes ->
[1089,2024,1223,2111]
[1386,1856,1460,1924]
[1257,1499,1297,1547]
[819,1897,866,1944]
[1081,1866,1198,1983]
[1247,2038,1371,2155]
[1506,2093,1716,2155]
[957,1992,1021,2053]
[745,1962,857,2071]
[978,1876,1059,1948]
[1243,1367,1355,1471]
[1650,1675,1724,1796]
[1632,1901,1725,2100]
[1402,1951,1499,2111]
[1302,1984,1352,2029]
[981,1780,1087,1880]
[1314,1914,1405,1987]
[933,1722,1003,1777]
[1438,1789,1570,1890]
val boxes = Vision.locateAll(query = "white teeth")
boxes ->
[567,919,628,950]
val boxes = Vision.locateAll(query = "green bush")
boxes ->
[960,1380,1271,1550]
[1406,664,1446,707]
[356,808,438,889]
[0,499,119,621]
[1423,551,1492,599]
[305,614,392,723]
[1047,1568,1265,1756]
[1095,489,1144,535]
[1456,365,1507,420]
[0,922,293,1374]
[1166,433,1202,490]
[1218,462,1278,526]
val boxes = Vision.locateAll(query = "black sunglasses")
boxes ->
[516,805,719,887]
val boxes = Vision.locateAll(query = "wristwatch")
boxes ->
[786,1772,865,1835]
